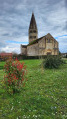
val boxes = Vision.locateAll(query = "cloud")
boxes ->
[55,35,67,53]
[65,0,67,9]
[0,0,67,53]
[1,43,21,53]
[1,46,19,53]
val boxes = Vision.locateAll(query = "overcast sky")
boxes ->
[0,0,67,53]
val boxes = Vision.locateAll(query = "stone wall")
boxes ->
[38,36,59,56]
[21,46,27,55]
[21,34,59,56]
[38,37,46,55]
[27,36,59,56]
[27,43,38,56]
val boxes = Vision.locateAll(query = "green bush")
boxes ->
[43,56,65,69]
[66,55,67,58]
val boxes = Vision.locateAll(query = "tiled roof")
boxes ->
[0,53,12,56]
[27,33,58,46]
[21,45,27,48]
[29,13,37,29]
[27,36,45,46]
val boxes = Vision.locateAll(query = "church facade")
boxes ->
[21,13,59,56]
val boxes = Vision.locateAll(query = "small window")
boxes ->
[34,36,36,38]
[34,30,36,33]
[47,39,52,43]
[48,39,50,43]
[30,31,32,33]
[30,36,32,38]
[30,30,37,33]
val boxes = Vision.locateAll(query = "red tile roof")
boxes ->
[0,53,12,56]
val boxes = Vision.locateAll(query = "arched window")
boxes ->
[34,36,36,38]
[30,30,32,33]
[30,36,32,38]
[47,39,52,43]
[48,39,50,43]
[33,30,36,33]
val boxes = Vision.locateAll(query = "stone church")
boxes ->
[21,13,59,56]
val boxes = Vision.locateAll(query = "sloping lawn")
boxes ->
[0,59,67,119]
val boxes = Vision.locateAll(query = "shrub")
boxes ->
[4,58,27,94]
[66,54,67,58]
[43,56,65,69]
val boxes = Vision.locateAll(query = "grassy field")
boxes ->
[0,59,67,119]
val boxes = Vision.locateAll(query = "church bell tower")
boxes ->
[29,13,38,43]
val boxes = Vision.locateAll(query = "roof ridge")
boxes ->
[27,36,45,46]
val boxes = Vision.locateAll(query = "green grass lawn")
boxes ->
[0,59,67,119]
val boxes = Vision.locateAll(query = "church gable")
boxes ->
[45,33,58,43]
[27,33,59,56]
